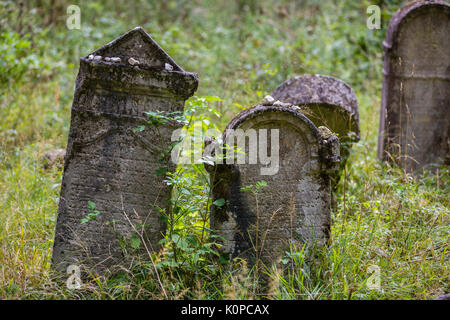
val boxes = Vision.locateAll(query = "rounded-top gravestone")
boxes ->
[272,74,359,185]
[206,103,340,267]
[378,0,450,171]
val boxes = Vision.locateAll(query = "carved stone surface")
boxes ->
[377,1,450,171]
[52,27,198,275]
[207,105,340,267]
[271,74,359,184]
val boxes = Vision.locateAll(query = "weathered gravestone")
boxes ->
[377,1,450,171]
[206,104,340,267]
[52,27,198,275]
[271,74,360,185]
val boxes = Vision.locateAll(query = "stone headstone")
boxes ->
[206,104,340,267]
[52,27,198,275]
[271,74,359,185]
[378,1,450,171]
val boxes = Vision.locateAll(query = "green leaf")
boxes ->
[176,238,189,250]
[171,234,180,244]
[133,125,146,133]
[256,180,267,189]
[219,253,230,265]
[240,185,253,192]
[130,235,141,249]
[158,214,169,223]
[213,198,226,207]
[88,201,96,210]
[155,166,168,176]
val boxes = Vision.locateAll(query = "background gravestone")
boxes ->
[52,27,198,275]
[206,104,340,267]
[377,1,450,171]
[271,74,359,185]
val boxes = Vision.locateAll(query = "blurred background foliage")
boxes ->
[0,0,405,148]
[0,0,401,105]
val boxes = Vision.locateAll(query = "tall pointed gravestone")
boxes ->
[206,103,340,267]
[52,27,198,275]
[271,74,359,186]
[378,1,450,171]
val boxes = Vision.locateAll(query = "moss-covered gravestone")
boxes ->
[271,74,359,186]
[378,1,450,171]
[206,104,340,267]
[52,27,198,275]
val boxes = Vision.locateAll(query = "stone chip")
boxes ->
[128,57,140,66]
[261,95,275,106]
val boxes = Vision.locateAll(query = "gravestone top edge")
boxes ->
[86,26,185,72]
[77,59,199,99]
[271,74,358,116]
[383,0,450,52]
[76,27,199,99]
[271,74,360,139]
[224,104,324,143]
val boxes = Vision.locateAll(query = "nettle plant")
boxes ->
[78,96,227,288]
[80,201,100,224]
[138,96,227,275]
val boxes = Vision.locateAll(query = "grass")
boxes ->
[0,0,448,299]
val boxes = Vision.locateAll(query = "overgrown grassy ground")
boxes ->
[0,0,448,299]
